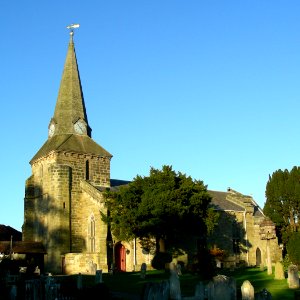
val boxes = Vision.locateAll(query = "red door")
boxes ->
[115,243,126,272]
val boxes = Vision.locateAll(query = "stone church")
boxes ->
[22,31,282,275]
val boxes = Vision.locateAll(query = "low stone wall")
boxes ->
[64,253,108,275]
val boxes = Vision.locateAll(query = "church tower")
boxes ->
[23,28,113,274]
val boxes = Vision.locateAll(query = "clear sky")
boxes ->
[1,1,300,231]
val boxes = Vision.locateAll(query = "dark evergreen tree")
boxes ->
[286,232,300,266]
[264,166,300,245]
[103,165,218,261]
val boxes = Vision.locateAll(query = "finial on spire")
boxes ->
[67,23,80,37]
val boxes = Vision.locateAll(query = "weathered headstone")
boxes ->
[141,281,170,300]
[274,261,285,280]
[213,274,236,300]
[25,279,42,300]
[140,263,147,279]
[194,281,206,299]
[88,260,97,274]
[77,273,83,290]
[254,288,272,300]
[160,280,170,300]
[206,281,214,300]
[169,264,181,300]
[175,263,182,276]
[241,280,254,300]
[288,264,299,289]
[95,269,103,284]
[10,285,17,300]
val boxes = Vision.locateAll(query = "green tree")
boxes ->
[264,166,300,245]
[103,165,217,257]
[286,232,300,266]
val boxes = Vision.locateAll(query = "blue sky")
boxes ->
[1,1,300,231]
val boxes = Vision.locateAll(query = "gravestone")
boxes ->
[169,264,181,300]
[25,279,42,300]
[140,263,147,279]
[176,263,182,276]
[206,281,215,300]
[10,285,17,300]
[77,273,83,290]
[45,276,60,300]
[254,288,272,300]
[194,281,206,299]
[274,261,285,280]
[288,265,299,289]
[160,280,170,300]
[88,260,97,274]
[95,269,103,284]
[241,280,254,300]
[213,274,236,300]
[141,281,170,300]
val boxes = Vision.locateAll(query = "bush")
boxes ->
[282,254,292,272]
[286,232,300,266]
[151,252,172,270]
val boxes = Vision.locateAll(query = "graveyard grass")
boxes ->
[75,266,299,299]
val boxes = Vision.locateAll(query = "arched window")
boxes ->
[85,160,90,180]
[88,215,95,252]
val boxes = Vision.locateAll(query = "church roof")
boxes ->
[102,181,264,217]
[30,134,112,163]
[209,190,245,211]
[208,189,264,217]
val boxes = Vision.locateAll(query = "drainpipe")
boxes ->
[133,238,136,271]
[243,210,249,265]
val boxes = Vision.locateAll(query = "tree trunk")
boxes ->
[156,236,166,253]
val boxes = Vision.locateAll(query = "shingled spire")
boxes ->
[30,27,112,164]
[50,28,91,137]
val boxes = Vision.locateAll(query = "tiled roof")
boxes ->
[0,241,46,254]
[0,225,22,241]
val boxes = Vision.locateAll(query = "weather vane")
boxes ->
[67,23,80,36]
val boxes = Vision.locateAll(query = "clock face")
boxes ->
[48,123,55,138]
[74,120,86,135]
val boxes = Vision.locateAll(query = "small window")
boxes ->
[86,160,90,180]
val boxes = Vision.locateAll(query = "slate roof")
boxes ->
[0,241,46,254]
[208,190,245,211]
[95,179,264,216]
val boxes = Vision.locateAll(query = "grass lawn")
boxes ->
[89,267,299,299]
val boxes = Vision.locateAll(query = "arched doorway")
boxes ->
[256,247,262,266]
[115,243,126,272]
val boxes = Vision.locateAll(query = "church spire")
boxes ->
[48,24,91,138]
